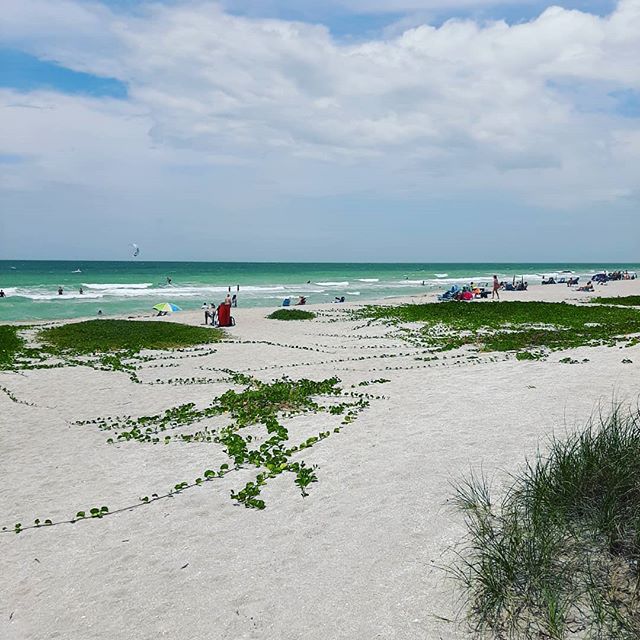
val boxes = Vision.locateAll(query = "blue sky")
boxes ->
[1,0,639,261]
[0,49,127,98]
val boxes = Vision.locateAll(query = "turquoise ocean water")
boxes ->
[1,261,638,323]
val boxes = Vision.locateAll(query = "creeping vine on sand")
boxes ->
[2,374,387,534]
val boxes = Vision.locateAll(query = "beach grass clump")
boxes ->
[454,407,640,639]
[590,296,640,307]
[267,309,316,320]
[0,325,23,369]
[38,319,223,353]
[357,301,640,355]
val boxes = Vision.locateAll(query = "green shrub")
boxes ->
[267,309,316,321]
[38,319,223,353]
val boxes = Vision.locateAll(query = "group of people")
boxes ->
[282,296,308,306]
[594,270,636,282]
[202,292,237,325]
[440,276,518,302]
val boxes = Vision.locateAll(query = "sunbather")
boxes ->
[578,281,594,292]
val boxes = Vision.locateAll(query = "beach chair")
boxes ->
[438,285,460,301]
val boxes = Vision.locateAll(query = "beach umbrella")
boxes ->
[153,302,181,313]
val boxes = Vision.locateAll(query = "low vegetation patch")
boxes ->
[38,319,223,353]
[590,296,640,307]
[454,407,640,639]
[0,320,224,379]
[0,325,23,369]
[356,301,640,356]
[267,309,316,321]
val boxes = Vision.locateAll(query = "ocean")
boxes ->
[1,261,638,323]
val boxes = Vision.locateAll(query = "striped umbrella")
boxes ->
[152,302,182,313]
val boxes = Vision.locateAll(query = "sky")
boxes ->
[0,0,639,262]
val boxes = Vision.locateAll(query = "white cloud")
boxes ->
[1,0,639,247]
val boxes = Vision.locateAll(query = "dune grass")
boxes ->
[591,296,640,307]
[0,325,23,368]
[267,309,316,320]
[454,407,640,639]
[38,319,224,353]
[357,301,640,355]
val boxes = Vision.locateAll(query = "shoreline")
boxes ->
[6,279,639,327]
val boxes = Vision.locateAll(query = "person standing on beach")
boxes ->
[231,294,237,307]
[225,292,232,305]
[492,275,500,300]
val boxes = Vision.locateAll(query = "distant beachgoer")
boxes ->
[97,309,103,316]
[58,286,63,295]
[236,284,240,292]
[166,276,172,285]
[228,286,231,293]
[296,296,306,305]
[492,275,500,300]
[231,294,237,307]
[225,293,232,305]
[307,280,311,284]
[202,302,210,324]
[578,281,594,292]
[79,286,84,295]
[0,289,5,298]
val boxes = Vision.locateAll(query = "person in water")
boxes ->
[166,276,172,285]
[0,289,5,298]
[58,286,63,295]
[79,286,84,295]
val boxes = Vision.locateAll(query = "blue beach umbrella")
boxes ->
[152,302,182,313]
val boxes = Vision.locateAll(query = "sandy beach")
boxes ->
[2,280,640,640]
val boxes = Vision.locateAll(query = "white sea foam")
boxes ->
[83,283,153,290]
[315,281,349,287]
[346,291,361,295]
[357,278,379,282]
[434,273,448,278]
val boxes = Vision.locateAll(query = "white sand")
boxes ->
[2,280,640,639]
